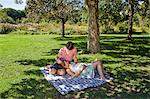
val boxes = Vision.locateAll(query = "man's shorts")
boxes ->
[50,63,64,70]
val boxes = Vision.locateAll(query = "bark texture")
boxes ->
[86,0,100,53]
[61,18,65,37]
[127,0,134,40]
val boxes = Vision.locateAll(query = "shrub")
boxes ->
[15,24,39,32]
[0,24,16,34]
[101,27,114,33]
[21,18,28,24]
[0,16,15,24]
[117,22,128,32]
[144,19,150,27]
[17,25,28,31]
[66,29,76,35]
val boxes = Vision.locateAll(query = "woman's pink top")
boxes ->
[58,47,77,62]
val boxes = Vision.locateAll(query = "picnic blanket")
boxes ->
[40,67,113,95]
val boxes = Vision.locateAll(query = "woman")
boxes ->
[48,41,77,75]
[66,59,112,82]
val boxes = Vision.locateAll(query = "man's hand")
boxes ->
[72,71,80,77]
[63,61,69,69]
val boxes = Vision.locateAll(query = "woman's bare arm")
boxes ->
[73,54,77,64]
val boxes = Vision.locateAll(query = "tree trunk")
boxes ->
[86,0,100,53]
[141,17,144,30]
[127,0,134,40]
[61,18,65,37]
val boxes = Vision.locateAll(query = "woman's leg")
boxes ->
[92,60,106,80]
[57,69,66,75]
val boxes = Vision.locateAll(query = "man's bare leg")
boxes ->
[66,68,75,76]
[92,60,106,80]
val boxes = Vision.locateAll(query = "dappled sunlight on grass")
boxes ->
[0,78,58,98]
[0,34,150,98]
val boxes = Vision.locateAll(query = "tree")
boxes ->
[137,0,150,28]
[80,6,88,23]
[127,0,134,40]
[26,0,82,37]
[126,0,147,40]
[15,0,23,4]
[0,13,15,23]
[99,0,126,32]
[0,8,26,23]
[0,9,15,23]
[51,0,82,37]
[17,0,101,53]
[0,3,2,8]
[3,8,26,21]
[86,0,100,53]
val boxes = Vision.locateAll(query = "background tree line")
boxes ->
[1,0,149,33]
[0,8,26,23]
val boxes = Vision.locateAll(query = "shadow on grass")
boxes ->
[81,68,150,98]
[43,49,59,56]
[52,35,150,56]
[101,40,150,57]
[1,66,149,98]
[100,38,150,67]
[101,31,148,35]
[43,42,90,56]
[53,36,87,41]
[4,34,149,98]
[24,69,43,77]
[16,57,94,66]
[16,58,55,67]
[0,78,63,98]
[44,35,150,67]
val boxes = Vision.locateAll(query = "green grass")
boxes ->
[0,34,150,98]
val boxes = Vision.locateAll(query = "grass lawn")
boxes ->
[0,33,150,98]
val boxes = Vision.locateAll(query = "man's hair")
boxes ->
[66,42,74,50]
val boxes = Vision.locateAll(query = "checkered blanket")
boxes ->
[40,67,112,95]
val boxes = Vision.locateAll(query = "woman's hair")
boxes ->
[66,42,74,50]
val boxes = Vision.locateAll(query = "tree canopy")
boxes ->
[0,8,26,23]
[0,3,2,8]
[25,0,83,37]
